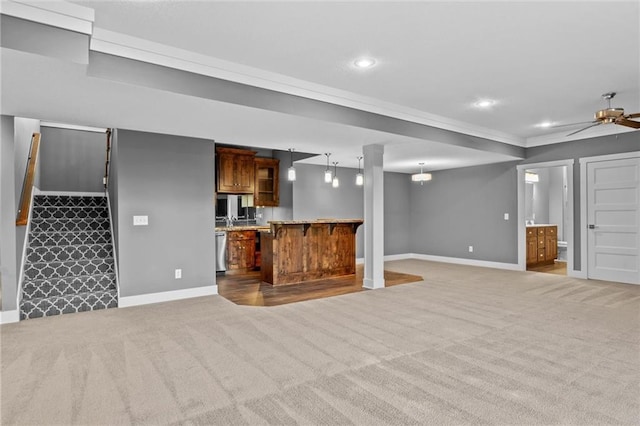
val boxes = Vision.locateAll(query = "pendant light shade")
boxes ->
[324,153,332,183]
[287,148,296,181]
[411,162,432,185]
[332,162,339,188]
[355,156,364,186]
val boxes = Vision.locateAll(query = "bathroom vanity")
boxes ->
[526,225,558,267]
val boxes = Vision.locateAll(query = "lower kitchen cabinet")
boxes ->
[227,231,256,271]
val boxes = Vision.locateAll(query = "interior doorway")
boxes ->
[525,165,569,275]
[517,160,575,276]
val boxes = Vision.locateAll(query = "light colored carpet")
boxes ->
[1,259,639,425]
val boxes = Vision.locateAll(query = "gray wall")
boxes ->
[548,166,565,241]
[13,118,41,287]
[1,116,17,311]
[384,172,411,256]
[410,161,520,264]
[115,129,215,297]
[530,168,550,224]
[40,127,106,192]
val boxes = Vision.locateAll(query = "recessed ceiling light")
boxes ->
[537,121,554,128]
[354,57,376,69]
[474,99,496,109]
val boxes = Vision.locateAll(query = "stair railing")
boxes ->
[103,128,111,191]
[16,132,41,226]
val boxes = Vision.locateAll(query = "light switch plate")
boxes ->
[133,215,148,226]
[468,245,474,253]
[504,213,509,220]
[175,269,182,279]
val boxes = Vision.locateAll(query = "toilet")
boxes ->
[557,240,568,262]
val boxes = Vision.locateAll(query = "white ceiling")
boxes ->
[3,1,639,173]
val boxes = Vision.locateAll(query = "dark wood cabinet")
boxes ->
[216,147,256,194]
[526,225,558,267]
[254,157,279,207]
[227,230,256,271]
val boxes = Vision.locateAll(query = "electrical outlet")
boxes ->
[133,215,148,226]
[468,245,474,253]
[504,213,509,220]
[175,269,182,279]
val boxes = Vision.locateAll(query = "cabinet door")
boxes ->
[526,237,538,265]
[243,242,256,269]
[217,153,237,193]
[545,235,557,261]
[235,155,255,193]
[254,158,280,207]
[227,240,242,270]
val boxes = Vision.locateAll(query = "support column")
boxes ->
[363,144,385,289]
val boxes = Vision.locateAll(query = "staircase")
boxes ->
[20,194,118,320]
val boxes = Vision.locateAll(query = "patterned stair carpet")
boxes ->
[20,195,117,320]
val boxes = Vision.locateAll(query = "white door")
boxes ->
[587,157,640,284]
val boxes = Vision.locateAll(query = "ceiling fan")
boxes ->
[555,92,640,136]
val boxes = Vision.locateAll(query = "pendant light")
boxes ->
[324,153,333,183]
[287,148,296,181]
[332,162,339,188]
[355,156,364,186]
[411,162,432,185]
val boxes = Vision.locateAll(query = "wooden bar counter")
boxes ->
[260,219,363,286]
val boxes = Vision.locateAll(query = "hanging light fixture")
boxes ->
[332,162,339,188]
[324,153,333,183]
[355,156,364,186]
[411,162,432,185]
[287,148,296,181]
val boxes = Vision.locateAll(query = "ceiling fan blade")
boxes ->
[550,120,597,129]
[626,112,640,119]
[566,122,602,136]
[616,117,640,129]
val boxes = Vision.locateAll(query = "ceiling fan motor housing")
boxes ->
[595,108,624,123]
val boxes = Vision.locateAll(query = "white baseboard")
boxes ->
[119,285,218,308]
[384,254,413,262]
[0,310,20,324]
[408,253,521,271]
[568,269,587,279]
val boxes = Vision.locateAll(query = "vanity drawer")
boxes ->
[538,248,546,260]
[526,227,536,237]
[545,226,556,236]
[537,227,546,236]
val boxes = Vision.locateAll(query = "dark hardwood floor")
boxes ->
[218,265,423,306]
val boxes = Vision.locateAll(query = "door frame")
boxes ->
[517,159,575,274]
[579,151,640,283]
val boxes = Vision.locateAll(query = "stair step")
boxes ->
[28,230,111,247]
[23,258,115,281]
[22,273,116,299]
[33,195,107,208]
[20,289,118,320]
[26,244,113,264]
[30,217,110,233]
[32,206,108,220]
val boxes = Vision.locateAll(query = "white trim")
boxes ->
[356,257,364,265]
[90,27,524,148]
[118,285,218,308]
[384,253,412,262]
[0,0,94,35]
[16,185,38,311]
[516,160,576,275]
[105,192,120,300]
[409,253,521,271]
[0,310,20,324]
[579,151,640,283]
[40,122,108,133]
[36,190,105,197]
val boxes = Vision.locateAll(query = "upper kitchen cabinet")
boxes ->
[254,157,280,207]
[216,147,256,193]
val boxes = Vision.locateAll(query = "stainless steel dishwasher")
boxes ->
[215,231,227,272]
